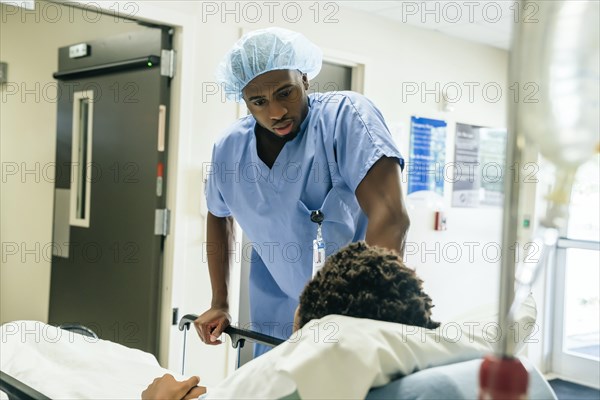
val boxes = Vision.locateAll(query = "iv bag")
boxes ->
[516,1,599,169]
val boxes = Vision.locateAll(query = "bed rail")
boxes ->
[178,314,285,348]
[0,371,51,400]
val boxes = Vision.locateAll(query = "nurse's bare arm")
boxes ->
[194,212,234,345]
[355,156,410,257]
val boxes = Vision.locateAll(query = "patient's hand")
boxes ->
[142,374,207,400]
[182,385,207,400]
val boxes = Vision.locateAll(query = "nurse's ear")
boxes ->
[300,72,309,91]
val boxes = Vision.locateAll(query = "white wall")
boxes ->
[1,0,512,387]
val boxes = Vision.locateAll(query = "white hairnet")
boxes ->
[216,27,323,102]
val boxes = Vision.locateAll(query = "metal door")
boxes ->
[309,62,353,94]
[48,26,173,357]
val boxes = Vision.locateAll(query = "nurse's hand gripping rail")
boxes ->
[178,314,285,349]
[178,314,285,375]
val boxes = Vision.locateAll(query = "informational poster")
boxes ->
[452,123,507,208]
[407,117,447,200]
[453,124,480,207]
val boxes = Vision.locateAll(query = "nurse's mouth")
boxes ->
[273,121,294,136]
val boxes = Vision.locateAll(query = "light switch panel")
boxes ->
[69,43,89,59]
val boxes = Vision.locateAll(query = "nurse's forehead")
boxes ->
[243,70,299,99]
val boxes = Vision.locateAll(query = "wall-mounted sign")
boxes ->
[407,116,447,201]
[452,123,507,208]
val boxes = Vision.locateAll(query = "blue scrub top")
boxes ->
[206,91,404,356]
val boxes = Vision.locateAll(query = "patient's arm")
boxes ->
[142,374,207,400]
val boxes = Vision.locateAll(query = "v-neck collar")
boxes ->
[249,97,313,189]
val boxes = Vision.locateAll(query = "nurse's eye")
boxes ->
[278,88,292,98]
[252,99,267,107]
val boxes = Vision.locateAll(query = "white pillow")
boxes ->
[450,293,538,356]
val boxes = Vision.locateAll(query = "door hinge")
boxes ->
[160,49,175,78]
[155,208,171,236]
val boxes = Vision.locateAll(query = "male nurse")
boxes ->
[195,27,410,356]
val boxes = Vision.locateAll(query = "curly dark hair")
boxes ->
[297,241,440,330]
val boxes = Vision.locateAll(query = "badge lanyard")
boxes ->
[311,210,325,277]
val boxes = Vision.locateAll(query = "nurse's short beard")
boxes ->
[256,122,299,142]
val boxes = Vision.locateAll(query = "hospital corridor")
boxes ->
[0,1,599,399]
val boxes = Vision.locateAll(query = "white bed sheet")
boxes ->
[0,295,536,400]
[0,321,179,399]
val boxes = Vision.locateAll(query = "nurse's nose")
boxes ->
[268,101,288,121]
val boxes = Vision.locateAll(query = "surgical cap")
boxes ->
[216,27,323,102]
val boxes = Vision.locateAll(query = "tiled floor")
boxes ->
[549,379,600,400]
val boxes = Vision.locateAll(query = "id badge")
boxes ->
[310,210,326,277]
[312,238,326,277]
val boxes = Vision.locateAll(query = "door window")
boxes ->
[70,90,94,228]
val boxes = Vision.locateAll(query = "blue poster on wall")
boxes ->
[408,116,447,197]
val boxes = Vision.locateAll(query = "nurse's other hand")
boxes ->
[142,374,204,400]
[194,307,231,345]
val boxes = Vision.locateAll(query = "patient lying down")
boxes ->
[142,242,440,400]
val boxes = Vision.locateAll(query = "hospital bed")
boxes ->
[177,314,557,400]
[0,303,557,400]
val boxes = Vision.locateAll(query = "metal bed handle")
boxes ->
[0,371,50,400]
[178,314,285,349]
[58,323,99,339]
